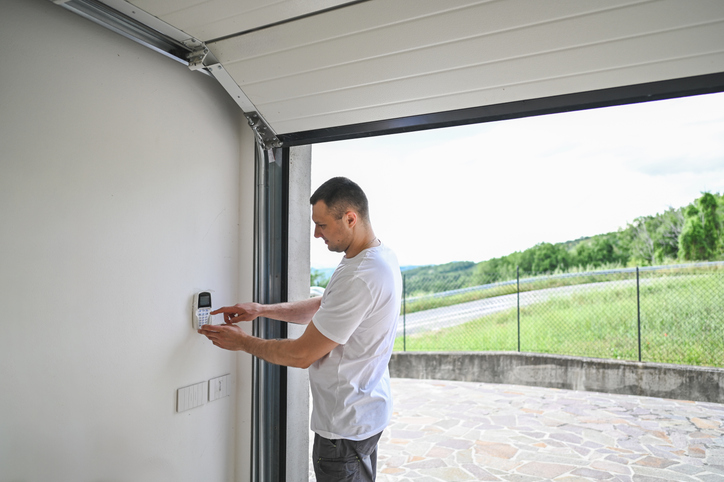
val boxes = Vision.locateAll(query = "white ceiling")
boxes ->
[100,0,724,138]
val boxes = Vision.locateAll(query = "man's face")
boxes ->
[312,201,352,253]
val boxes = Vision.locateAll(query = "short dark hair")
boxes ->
[310,177,369,221]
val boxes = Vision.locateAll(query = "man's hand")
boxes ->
[198,323,248,351]
[199,319,338,368]
[211,302,262,324]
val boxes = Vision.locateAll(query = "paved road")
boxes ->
[397,280,639,337]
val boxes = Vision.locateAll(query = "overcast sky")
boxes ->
[310,92,724,269]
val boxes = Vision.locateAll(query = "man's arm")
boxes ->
[198,321,338,369]
[211,296,322,325]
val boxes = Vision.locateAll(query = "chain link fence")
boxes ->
[395,262,724,368]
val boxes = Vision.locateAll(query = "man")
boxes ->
[199,176,402,482]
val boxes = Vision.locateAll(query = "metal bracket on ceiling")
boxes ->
[246,112,283,151]
[187,46,209,72]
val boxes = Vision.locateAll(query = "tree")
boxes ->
[627,216,656,265]
[700,192,722,257]
[574,233,627,268]
[678,192,722,261]
[653,207,684,261]
[474,256,518,283]
[530,242,571,274]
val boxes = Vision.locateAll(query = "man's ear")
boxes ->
[345,210,358,228]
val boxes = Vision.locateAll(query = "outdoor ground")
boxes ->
[309,378,724,481]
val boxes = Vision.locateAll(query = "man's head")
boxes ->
[310,177,369,222]
[310,177,371,254]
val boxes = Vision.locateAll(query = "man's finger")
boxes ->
[199,325,224,336]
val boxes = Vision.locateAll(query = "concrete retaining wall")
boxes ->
[389,352,724,403]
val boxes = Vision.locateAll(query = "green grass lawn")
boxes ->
[394,273,724,368]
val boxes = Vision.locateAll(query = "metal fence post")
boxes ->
[636,266,642,362]
[517,265,521,352]
[402,273,407,352]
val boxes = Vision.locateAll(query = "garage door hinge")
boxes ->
[246,112,283,150]
[187,46,209,71]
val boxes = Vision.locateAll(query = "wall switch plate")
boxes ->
[208,374,231,402]
[177,381,206,412]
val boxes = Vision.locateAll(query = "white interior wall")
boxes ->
[0,1,253,480]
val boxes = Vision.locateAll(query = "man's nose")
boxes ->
[313,226,322,238]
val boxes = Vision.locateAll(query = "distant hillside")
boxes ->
[403,192,724,295]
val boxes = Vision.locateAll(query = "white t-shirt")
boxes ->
[309,242,402,441]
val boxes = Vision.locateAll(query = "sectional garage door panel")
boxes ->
[205,0,724,135]
[266,53,724,138]
[123,0,354,41]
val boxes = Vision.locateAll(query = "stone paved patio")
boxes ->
[309,378,724,481]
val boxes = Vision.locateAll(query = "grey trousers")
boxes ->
[312,432,383,482]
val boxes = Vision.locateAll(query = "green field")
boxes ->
[394,273,724,368]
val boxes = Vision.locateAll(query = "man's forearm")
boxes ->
[257,296,322,325]
[200,317,337,368]
[238,336,313,369]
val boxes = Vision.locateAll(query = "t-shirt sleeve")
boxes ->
[312,275,372,345]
